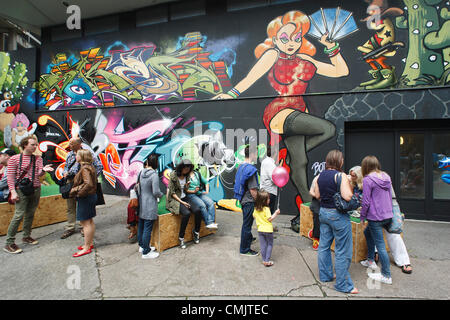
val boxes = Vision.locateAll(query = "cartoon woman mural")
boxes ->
[214,10,349,204]
[11,113,39,152]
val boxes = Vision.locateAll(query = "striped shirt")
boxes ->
[7,154,44,192]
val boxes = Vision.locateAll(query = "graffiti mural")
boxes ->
[396,0,450,86]
[2,0,450,217]
[36,32,233,110]
[0,52,28,152]
[214,9,358,212]
[358,0,405,89]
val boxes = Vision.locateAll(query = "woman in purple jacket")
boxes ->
[360,155,394,285]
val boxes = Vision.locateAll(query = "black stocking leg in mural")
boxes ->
[282,111,336,203]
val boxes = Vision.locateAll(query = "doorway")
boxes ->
[345,119,450,222]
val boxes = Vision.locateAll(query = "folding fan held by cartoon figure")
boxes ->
[308,7,359,42]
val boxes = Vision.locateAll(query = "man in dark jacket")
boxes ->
[235,145,259,256]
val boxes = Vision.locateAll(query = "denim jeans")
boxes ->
[240,202,255,254]
[318,207,354,293]
[365,219,392,278]
[138,218,154,255]
[185,194,215,225]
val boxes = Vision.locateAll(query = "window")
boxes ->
[51,25,82,42]
[399,133,425,199]
[84,16,119,37]
[227,0,268,12]
[269,0,300,5]
[136,5,169,27]
[170,0,205,20]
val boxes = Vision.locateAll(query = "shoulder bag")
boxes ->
[17,154,36,196]
[333,173,360,213]
[388,186,404,234]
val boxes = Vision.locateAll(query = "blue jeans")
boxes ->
[138,218,154,255]
[365,219,392,278]
[185,194,215,225]
[240,202,255,254]
[318,207,354,293]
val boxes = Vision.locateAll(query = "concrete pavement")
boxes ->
[1,195,449,300]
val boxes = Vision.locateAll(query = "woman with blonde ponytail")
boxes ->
[215,10,349,205]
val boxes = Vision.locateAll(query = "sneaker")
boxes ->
[139,246,156,253]
[3,244,23,254]
[308,229,313,239]
[240,249,259,256]
[22,237,39,245]
[192,231,200,244]
[179,238,186,249]
[360,259,378,270]
[312,238,319,251]
[206,223,218,229]
[142,251,160,259]
[368,272,392,285]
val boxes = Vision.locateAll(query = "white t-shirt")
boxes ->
[260,156,277,196]
[179,177,186,199]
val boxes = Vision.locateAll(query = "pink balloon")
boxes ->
[272,166,289,188]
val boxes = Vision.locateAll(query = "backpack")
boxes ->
[290,213,300,233]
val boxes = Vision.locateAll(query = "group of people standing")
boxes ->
[310,149,412,294]
[3,136,103,258]
[129,154,218,259]
[2,137,413,293]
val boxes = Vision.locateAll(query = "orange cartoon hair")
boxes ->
[254,10,316,59]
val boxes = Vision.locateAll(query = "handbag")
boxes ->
[132,171,142,212]
[96,182,105,205]
[333,173,360,213]
[16,154,36,196]
[59,177,73,199]
[388,188,404,234]
[59,160,76,199]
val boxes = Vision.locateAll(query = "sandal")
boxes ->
[72,248,92,258]
[77,245,94,251]
[401,264,412,274]
[263,261,274,267]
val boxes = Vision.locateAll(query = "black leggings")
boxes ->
[283,111,336,203]
[178,197,202,239]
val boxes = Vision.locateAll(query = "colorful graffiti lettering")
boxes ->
[36,32,233,110]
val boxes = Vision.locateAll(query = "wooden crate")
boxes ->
[150,211,216,252]
[0,195,68,236]
[300,204,394,262]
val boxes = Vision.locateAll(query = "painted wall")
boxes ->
[1,0,449,215]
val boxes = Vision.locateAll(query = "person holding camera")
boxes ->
[4,136,53,254]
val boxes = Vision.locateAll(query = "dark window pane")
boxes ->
[84,16,119,36]
[432,133,450,200]
[227,0,268,12]
[171,0,205,20]
[136,5,168,27]
[399,133,425,199]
